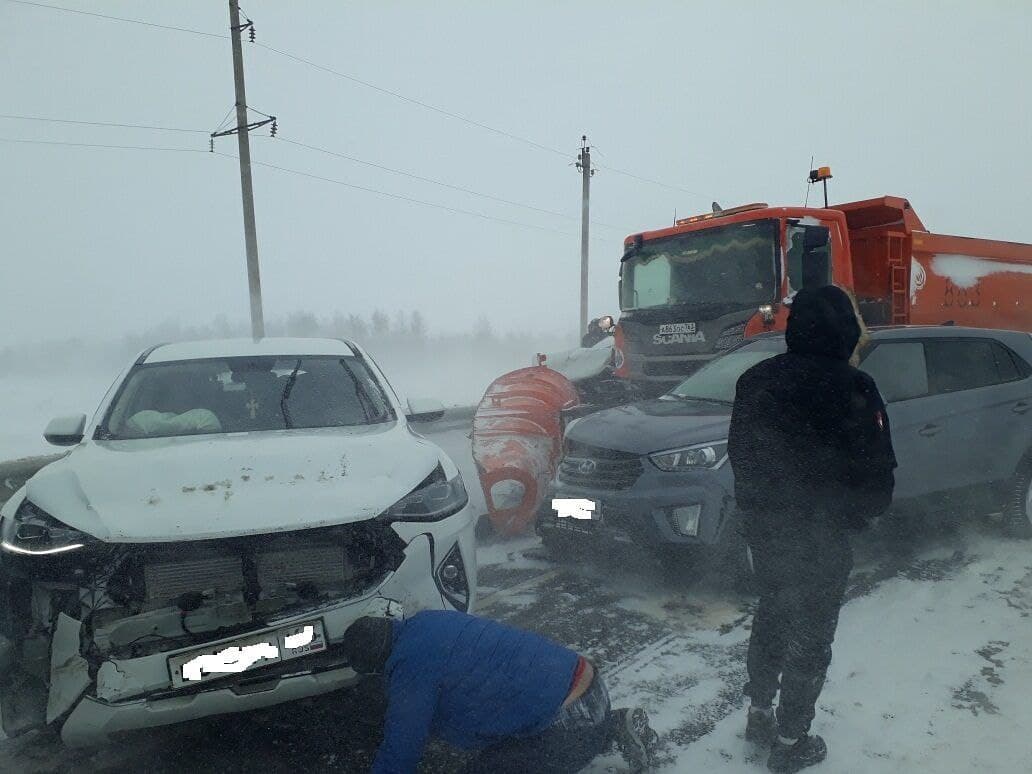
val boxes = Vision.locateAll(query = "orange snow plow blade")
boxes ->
[472,366,580,536]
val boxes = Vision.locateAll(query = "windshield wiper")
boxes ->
[279,359,302,429]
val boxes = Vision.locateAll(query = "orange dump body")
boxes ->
[471,366,579,536]
[836,197,1032,331]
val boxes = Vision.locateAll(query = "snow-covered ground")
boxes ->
[586,529,1032,773]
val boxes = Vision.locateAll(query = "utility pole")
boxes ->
[229,0,264,340]
[575,136,594,340]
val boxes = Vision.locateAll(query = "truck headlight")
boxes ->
[649,440,728,472]
[384,464,468,522]
[1,500,91,555]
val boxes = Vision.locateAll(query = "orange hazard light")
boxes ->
[809,166,833,182]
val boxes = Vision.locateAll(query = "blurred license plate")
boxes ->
[555,500,603,532]
[169,619,326,688]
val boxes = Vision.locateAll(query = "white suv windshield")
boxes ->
[98,355,395,439]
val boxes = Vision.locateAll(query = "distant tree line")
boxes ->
[1,310,566,378]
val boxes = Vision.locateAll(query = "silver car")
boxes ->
[538,326,1032,564]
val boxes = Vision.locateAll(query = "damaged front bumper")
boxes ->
[1,507,477,747]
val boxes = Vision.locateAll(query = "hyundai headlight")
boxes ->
[649,440,729,472]
[384,464,469,522]
[1,500,92,555]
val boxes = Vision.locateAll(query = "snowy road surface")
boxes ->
[1,426,1029,773]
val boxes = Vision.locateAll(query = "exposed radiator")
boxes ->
[142,543,348,603]
[144,556,244,603]
[255,544,347,594]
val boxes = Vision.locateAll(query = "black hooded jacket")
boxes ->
[727,286,897,540]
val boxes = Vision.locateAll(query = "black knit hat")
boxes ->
[343,616,395,675]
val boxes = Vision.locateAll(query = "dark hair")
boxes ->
[342,616,395,675]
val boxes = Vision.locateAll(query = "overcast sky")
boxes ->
[2,0,1030,347]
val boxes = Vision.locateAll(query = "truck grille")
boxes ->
[558,442,643,490]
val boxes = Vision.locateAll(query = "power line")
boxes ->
[9,0,698,198]
[1,133,613,242]
[267,136,627,232]
[0,137,208,153]
[254,43,570,159]
[0,112,208,134]
[594,163,700,196]
[213,150,614,242]
[4,0,226,39]
[255,43,701,197]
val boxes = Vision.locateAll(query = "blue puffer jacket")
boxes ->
[370,610,580,774]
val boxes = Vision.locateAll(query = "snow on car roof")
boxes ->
[143,337,358,363]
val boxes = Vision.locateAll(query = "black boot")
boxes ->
[611,707,658,772]
[767,734,827,773]
[745,706,777,745]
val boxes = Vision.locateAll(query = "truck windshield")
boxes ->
[620,219,777,311]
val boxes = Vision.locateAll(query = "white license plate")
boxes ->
[168,619,327,689]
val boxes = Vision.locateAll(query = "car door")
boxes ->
[922,337,1032,488]
[857,340,936,501]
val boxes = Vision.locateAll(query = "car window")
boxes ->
[924,339,1016,395]
[858,342,929,402]
[786,223,832,292]
[991,341,1026,382]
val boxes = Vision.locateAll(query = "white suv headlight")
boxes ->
[649,440,729,472]
[1,500,92,555]
[383,464,469,522]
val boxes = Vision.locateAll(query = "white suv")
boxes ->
[0,338,477,745]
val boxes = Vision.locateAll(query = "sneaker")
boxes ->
[745,706,777,745]
[767,734,828,773]
[611,707,658,771]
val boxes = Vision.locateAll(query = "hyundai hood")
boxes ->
[566,398,731,455]
[21,425,445,542]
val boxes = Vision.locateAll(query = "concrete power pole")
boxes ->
[229,0,265,340]
[575,135,594,340]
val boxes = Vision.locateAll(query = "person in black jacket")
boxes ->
[727,285,896,773]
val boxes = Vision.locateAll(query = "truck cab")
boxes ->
[614,203,852,394]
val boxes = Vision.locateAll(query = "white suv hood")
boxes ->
[24,424,443,542]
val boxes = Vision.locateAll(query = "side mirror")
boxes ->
[406,398,446,423]
[802,225,829,252]
[44,414,87,446]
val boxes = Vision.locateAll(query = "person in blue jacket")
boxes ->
[342,609,658,773]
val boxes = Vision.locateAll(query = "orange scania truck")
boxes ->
[613,190,1032,393]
